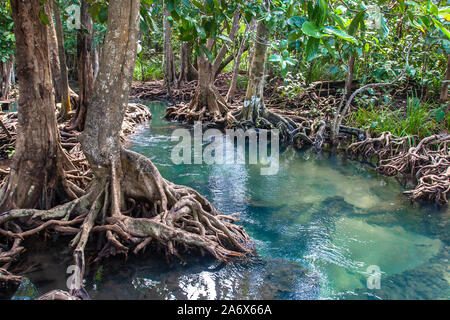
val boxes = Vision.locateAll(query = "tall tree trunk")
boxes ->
[178,41,197,85]
[44,0,62,103]
[238,20,269,120]
[53,0,72,121]
[163,1,177,100]
[227,21,254,103]
[440,54,449,107]
[234,20,296,141]
[0,0,67,210]
[68,0,94,131]
[0,58,13,100]
[344,55,356,99]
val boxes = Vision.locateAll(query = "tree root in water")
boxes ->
[0,102,252,299]
[0,149,253,299]
[165,85,235,128]
[348,132,450,204]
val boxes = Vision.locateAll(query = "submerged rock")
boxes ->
[320,196,355,216]
[345,245,450,300]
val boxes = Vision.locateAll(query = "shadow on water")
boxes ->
[10,101,449,300]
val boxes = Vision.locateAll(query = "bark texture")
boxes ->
[178,41,197,85]
[163,0,177,99]
[44,0,62,103]
[0,58,13,100]
[0,0,68,211]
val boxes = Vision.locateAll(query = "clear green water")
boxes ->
[11,102,449,300]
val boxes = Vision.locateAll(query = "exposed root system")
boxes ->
[348,133,450,204]
[0,102,252,299]
[165,85,235,128]
[0,149,253,299]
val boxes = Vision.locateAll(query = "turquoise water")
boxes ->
[12,102,449,300]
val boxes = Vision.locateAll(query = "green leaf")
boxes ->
[195,24,206,39]
[285,57,296,66]
[433,18,450,39]
[305,37,320,61]
[435,107,446,122]
[302,21,325,38]
[268,54,282,62]
[348,10,366,36]
[218,35,232,43]
[98,7,109,24]
[288,30,302,41]
[201,45,214,62]
[287,16,307,28]
[324,27,358,44]
[323,41,337,59]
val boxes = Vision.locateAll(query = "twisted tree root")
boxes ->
[348,133,450,204]
[165,86,236,128]
[0,148,253,299]
[0,267,23,294]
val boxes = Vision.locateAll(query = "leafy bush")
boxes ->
[349,96,448,141]
[134,55,164,81]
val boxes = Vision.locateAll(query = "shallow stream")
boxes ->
[11,102,449,300]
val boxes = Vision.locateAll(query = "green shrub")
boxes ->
[349,96,445,142]
[134,56,164,81]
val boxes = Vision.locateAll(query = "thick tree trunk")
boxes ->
[44,0,62,103]
[163,1,177,99]
[237,20,270,121]
[53,1,72,121]
[80,1,139,172]
[68,0,94,131]
[0,0,65,210]
[178,41,197,85]
[440,54,449,106]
